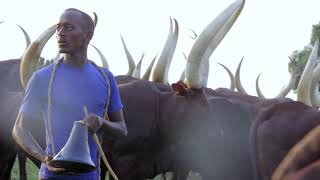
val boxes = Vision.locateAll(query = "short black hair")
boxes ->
[64,8,95,34]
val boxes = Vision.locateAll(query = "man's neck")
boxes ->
[62,53,88,67]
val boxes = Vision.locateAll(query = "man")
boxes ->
[12,8,127,180]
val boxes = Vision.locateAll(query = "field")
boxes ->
[11,158,201,180]
[11,158,38,180]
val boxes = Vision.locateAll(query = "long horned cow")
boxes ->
[3,0,320,180]
[0,23,33,180]
[19,0,261,179]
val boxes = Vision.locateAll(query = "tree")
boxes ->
[290,22,320,90]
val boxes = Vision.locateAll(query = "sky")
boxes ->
[1,0,320,99]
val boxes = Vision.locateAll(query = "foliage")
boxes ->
[290,21,320,90]
[290,45,312,90]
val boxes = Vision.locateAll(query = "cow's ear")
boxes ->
[172,81,188,96]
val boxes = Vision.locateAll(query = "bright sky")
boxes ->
[1,0,320,99]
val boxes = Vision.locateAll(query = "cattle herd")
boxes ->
[2,0,320,180]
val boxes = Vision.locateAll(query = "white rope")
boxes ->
[47,60,117,179]
[47,59,62,155]
[83,106,119,180]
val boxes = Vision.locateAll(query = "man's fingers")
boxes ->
[48,166,66,173]
[50,167,65,172]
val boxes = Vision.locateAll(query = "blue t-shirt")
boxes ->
[19,60,123,179]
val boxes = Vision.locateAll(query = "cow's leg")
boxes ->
[0,149,16,180]
[99,162,107,180]
[172,168,189,180]
[18,153,27,180]
[159,173,166,180]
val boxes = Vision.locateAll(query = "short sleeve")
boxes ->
[105,71,123,113]
[19,72,45,122]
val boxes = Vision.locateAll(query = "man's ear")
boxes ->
[85,31,94,41]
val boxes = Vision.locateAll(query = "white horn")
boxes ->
[217,62,235,91]
[152,17,179,83]
[297,39,319,106]
[186,0,245,89]
[235,57,248,94]
[120,35,136,75]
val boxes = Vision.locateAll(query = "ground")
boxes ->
[11,159,202,180]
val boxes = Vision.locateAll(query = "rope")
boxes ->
[47,59,62,155]
[83,106,119,180]
[47,59,118,179]
[90,61,114,180]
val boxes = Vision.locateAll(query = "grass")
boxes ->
[11,158,201,180]
[11,158,39,180]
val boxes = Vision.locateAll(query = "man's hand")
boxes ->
[82,114,103,133]
[43,155,67,174]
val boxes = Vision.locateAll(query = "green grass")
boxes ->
[11,158,39,180]
[11,158,201,180]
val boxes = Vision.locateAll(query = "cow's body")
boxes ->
[1,60,320,180]
[0,91,23,179]
[253,101,320,180]
[105,78,296,180]
[0,59,23,92]
[0,59,24,179]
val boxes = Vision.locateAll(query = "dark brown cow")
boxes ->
[2,71,314,180]
[8,0,320,179]
[0,25,28,179]
[103,78,296,180]
[0,59,23,92]
[0,58,55,180]
[252,101,320,180]
[0,90,23,179]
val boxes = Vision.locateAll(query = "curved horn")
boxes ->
[132,53,144,78]
[272,125,320,180]
[200,57,210,87]
[217,63,235,91]
[180,70,186,82]
[120,35,136,75]
[93,12,98,28]
[256,60,296,99]
[274,59,297,98]
[189,29,198,40]
[152,17,179,83]
[310,61,320,108]
[297,39,319,106]
[91,44,109,69]
[179,52,188,82]
[17,25,31,52]
[235,57,248,94]
[186,0,245,89]
[20,25,56,89]
[255,73,265,98]
[142,53,157,80]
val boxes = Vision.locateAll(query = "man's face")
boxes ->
[56,11,88,54]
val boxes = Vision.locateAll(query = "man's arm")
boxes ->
[12,112,47,163]
[83,109,127,138]
[12,113,65,173]
[101,109,127,138]
[82,70,127,138]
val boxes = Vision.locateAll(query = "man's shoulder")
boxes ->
[33,64,55,81]
[88,61,115,79]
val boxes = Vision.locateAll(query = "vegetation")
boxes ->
[290,22,320,90]
[11,158,38,180]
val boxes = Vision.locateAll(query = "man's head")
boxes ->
[56,8,94,54]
